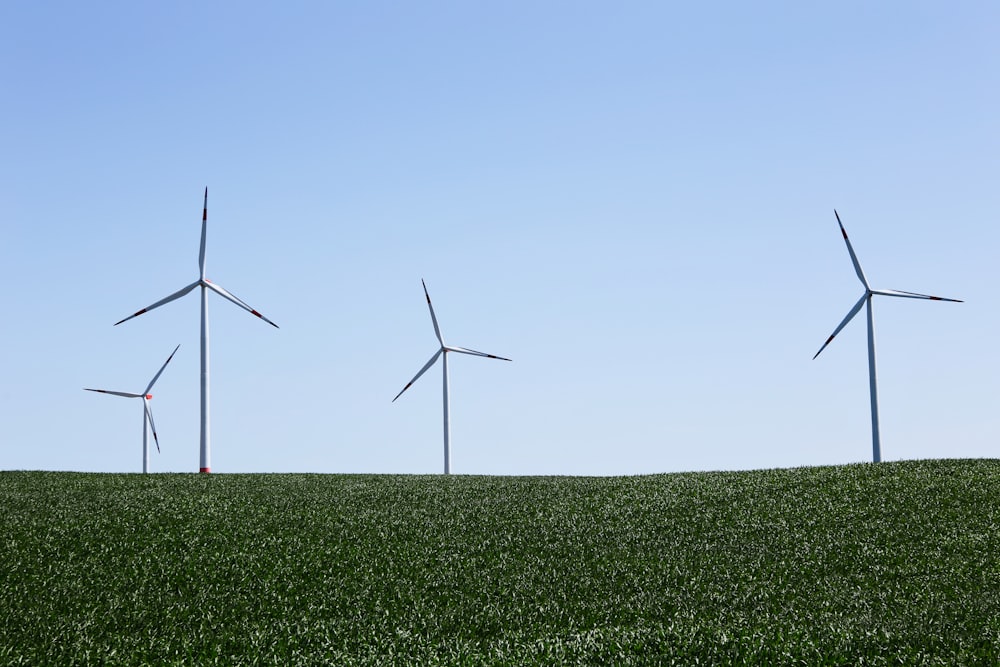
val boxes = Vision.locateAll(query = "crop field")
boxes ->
[2,460,1000,665]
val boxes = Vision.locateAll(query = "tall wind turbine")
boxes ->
[813,210,962,463]
[85,344,180,473]
[393,279,511,474]
[115,188,278,473]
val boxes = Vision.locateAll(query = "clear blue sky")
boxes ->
[1,2,996,475]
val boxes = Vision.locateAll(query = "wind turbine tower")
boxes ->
[813,210,962,462]
[115,189,278,473]
[85,344,180,473]
[393,279,511,474]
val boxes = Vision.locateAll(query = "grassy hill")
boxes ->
[1,460,999,665]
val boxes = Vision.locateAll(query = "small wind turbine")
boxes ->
[115,188,278,473]
[85,344,180,473]
[393,279,511,474]
[813,210,962,463]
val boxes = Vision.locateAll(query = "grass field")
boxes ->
[2,460,999,664]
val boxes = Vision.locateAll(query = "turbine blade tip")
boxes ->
[114,309,146,326]
[812,335,835,360]
[392,383,413,402]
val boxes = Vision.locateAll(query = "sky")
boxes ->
[1,1,996,476]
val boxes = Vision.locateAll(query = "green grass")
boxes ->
[2,460,999,665]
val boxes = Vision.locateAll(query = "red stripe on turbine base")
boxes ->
[200,467,211,473]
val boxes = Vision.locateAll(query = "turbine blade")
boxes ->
[199,187,208,279]
[445,345,512,361]
[393,349,443,402]
[114,281,199,326]
[813,293,868,360]
[421,279,445,346]
[204,281,279,328]
[84,388,143,398]
[144,399,161,454]
[834,210,870,290]
[871,288,963,303]
[144,344,181,395]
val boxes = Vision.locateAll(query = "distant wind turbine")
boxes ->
[393,279,511,474]
[85,344,180,473]
[115,188,278,473]
[813,210,962,463]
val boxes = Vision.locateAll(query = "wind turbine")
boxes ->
[85,344,180,473]
[813,210,962,463]
[393,279,511,474]
[115,188,278,473]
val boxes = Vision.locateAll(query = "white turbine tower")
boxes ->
[393,279,511,474]
[813,210,962,463]
[85,344,180,473]
[115,188,278,473]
